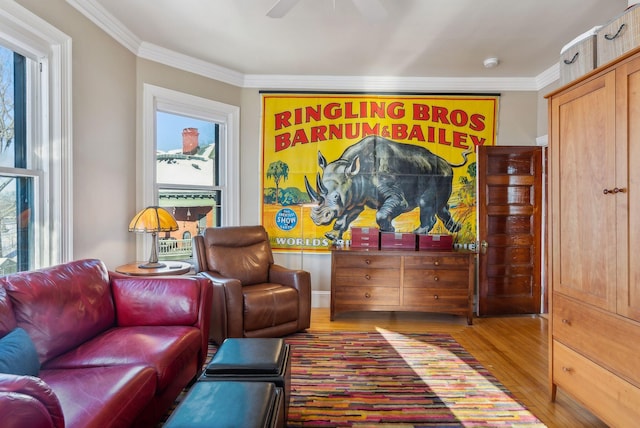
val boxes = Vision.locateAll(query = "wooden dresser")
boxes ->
[547,46,640,426]
[330,247,475,324]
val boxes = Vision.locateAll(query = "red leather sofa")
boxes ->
[0,259,212,428]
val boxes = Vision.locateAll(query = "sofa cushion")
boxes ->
[111,276,200,326]
[0,328,40,376]
[43,326,201,392]
[0,259,115,364]
[41,365,156,428]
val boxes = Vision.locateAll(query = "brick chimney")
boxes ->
[182,128,199,155]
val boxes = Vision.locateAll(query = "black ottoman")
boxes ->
[163,381,283,428]
[201,338,291,420]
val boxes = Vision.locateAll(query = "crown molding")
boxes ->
[66,0,140,53]
[243,74,541,92]
[536,63,560,89]
[137,42,245,87]
[66,0,557,92]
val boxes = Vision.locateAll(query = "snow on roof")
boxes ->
[157,144,215,186]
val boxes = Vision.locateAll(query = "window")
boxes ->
[0,46,33,274]
[141,84,239,263]
[0,4,72,275]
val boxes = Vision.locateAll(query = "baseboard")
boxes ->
[312,290,330,308]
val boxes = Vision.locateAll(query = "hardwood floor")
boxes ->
[309,308,608,428]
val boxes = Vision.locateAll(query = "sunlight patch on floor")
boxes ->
[375,326,540,424]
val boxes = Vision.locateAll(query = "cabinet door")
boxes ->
[550,71,617,311]
[617,55,640,321]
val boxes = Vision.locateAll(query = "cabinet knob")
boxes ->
[562,366,573,373]
[561,318,571,326]
[433,276,439,282]
[365,259,371,265]
[434,260,440,266]
[433,295,439,300]
[364,292,371,299]
[365,274,371,280]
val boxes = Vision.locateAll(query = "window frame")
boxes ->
[0,2,73,269]
[140,84,239,261]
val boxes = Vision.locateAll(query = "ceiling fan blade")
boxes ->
[351,0,387,21]
[267,0,301,18]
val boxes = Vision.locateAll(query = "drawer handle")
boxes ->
[563,52,579,65]
[603,187,627,194]
[561,318,571,326]
[364,292,371,299]
[604,23,626,41]
[365,274,371,280]
[365,259,371,265]
[433,295,439,300]
[433,276,439,282]
[562,366,573,373]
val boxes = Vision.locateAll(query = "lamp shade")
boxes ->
[129,206,179,233]
[128,206,179,269]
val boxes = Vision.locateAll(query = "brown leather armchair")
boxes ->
[193,225,311,344]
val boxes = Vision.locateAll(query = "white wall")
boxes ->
[16,0,137,269]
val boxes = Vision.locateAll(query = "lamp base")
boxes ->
[138,262,167,269]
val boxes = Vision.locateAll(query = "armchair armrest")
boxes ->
[110,273,213,363]
[192,235,208,273]
[198,272,243,344]
[0,374,64,428]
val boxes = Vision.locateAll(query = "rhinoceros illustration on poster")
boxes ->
[304,135,470,241]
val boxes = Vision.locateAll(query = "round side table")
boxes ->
[115,261,192,276]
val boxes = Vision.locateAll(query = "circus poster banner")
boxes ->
[260,93,499,252]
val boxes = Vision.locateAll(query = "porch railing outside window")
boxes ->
[158,238,192,259]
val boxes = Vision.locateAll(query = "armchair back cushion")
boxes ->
[202,226,274,285]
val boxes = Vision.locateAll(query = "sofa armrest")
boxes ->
[0,374,64,428]
[269,264,311,329]
[110,274,213,363]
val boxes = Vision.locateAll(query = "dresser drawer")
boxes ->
[404,254,469,270]
[334,268,400,287]
[333,286,399,306]
[403,288,468,310]
[333,254,400,269]
[553,341,640,427]
[553,293,640,386]
[404,268,468,288]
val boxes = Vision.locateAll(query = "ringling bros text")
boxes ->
[273,101,488,152]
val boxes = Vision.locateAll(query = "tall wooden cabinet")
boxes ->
[548,46,640,426]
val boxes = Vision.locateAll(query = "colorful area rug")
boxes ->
[164,330,546,427]
[285,330,545,427]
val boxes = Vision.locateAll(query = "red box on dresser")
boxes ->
[418,234,453,250]
[380,232,416,250]
[350,227,380,248]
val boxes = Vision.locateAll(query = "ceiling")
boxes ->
[69,0,629,89]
